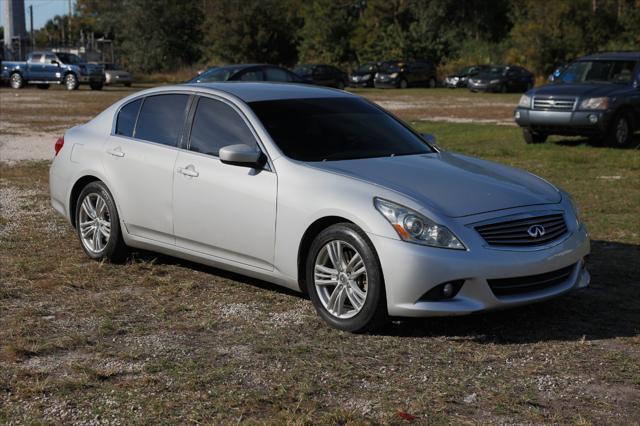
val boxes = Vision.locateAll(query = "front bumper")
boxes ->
[374,78,399,88]
[368,223,590,317]
[468,81,500,92]
[514,107,612,135]
[106,74,133,85]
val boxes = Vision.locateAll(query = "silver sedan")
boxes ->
[49,83,590,332]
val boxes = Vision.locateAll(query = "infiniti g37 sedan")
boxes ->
[49,83,590,332]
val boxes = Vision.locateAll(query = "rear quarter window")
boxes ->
[134,94,190,146]
[115,99,142,137]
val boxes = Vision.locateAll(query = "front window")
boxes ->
[249,97,433,162]
[486,66,507,76]
[293,65,314,76]
[191,67,241,83]
[559,60,636,84]
[356,62,376,73]
[379,62,402,73]
[56,53,82,64]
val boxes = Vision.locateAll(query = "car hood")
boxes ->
[531,83,631,97]
[307,152,561,218]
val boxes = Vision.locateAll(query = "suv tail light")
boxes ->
[54,137,64,156]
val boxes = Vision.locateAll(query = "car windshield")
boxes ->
[293,65,314,75]
[559,60,636,84]
[249,97,433,162]
[486,66,506,76]
[379,62,402,73]
[56,53,82,64]
[191,67,241,83]
[356,62,376,73]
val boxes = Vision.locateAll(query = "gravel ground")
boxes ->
[0,133,58,164]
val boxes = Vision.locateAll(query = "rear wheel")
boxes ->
[306,223,387,332]
[9,72,23,89]
[606,112,632,147]
[75,181,128,262]
[64,73,79,90]
[399,78,408,89]
[523,128,548,144]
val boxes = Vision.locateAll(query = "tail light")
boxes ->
[54,137,64,156]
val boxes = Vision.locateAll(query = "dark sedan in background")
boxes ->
[349,61,389,88]
[468,65,534,93]
[444,65,490,88]
[189,64,307,84]
[374,60,437,89]
[293,64,348,89]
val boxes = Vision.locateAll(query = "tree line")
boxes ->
[33,0,640,76]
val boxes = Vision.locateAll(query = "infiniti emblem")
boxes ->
[527,224,546,238]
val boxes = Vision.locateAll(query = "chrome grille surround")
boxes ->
[474,213,569,247]
[532,96,577,111]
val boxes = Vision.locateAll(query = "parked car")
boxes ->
[374,60,438,89]
[1,51,105,90]
[467,65,534,93]
[514,51,640,146]
[189,64,307,84]
[293,64,348,89]
[101,63,133,87]
[49,82,590,332]
[349,61,391,88]
[444,65,490,88]
[547,64,567,83]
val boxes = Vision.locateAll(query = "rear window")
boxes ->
[134,94,190,146]
[115,99,142,137]
[264,67,291,82]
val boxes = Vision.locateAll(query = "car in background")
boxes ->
[1,51,105,90]
[189,64,307,84]
[514,52,640,146]
[374,60,437,89]
[101,63,133,87]
[349,61,391,88]
[547,64,567,83]
[293,64,348,89]
[444,65,490,88]
[468,65,534,93]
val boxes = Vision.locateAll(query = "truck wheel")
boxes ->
[64,73,79,91]
[606,113,632,147]
[523,128,547,144]
[37,84,50,90]
[9,72,23,89]
[90,82,104,91]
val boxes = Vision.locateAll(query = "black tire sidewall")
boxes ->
[75,181,126,262]
[305,223,386,332]
[608,113,631,147]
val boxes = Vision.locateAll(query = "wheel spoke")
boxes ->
[92,226,100,251]
[315,264,337,277]
[82,198,96,219]
[346,284,365,310]
[95,197,106,218]
[346,252,363,273]
[350,266,367,279]
[327,241,345,270]
[328,286,347,316]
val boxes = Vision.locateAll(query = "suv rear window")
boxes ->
[115,99,142,137]
[134,94,190,146]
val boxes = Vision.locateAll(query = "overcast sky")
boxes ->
[1,0,76,31]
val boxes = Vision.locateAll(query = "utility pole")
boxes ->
[29,5,34,50]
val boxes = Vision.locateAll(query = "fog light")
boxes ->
[442,283,454,297]
[588,114,598,124]
[514,110,521,120]
[419,280,464,301]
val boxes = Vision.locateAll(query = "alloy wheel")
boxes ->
[615,117,629,145]
[314,240,368,319]
[10,73,22,89]
[78,193,111,254]
[65,74,78,90]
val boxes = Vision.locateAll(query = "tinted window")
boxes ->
[189,97,256,156]
[264,67,291,82]
[115,99,142,137]
[30,53,43,62]
[44,54,56,64]
[135,94,189,146]
[56,53,82,64]
[561,60,637,84]
[238,69,263,81]
[249,97,433,162]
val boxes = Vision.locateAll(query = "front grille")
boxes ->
[475,214,568,247]
[533,96,576,111]
[488,263,576,297]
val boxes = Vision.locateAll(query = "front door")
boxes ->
[173,96,277,270]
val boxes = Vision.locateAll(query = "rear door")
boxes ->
[26,53,44,79]
[172,95,277,270]
[102,93,190,244]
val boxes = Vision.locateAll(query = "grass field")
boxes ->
[1,85,639,424]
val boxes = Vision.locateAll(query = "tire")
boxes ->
[428,77,436,88]
[605,112,632,147]
[90,82,104,90]
[9,72,23,89]
[399,78,408,89]
[64,73,79,91]
[37,84,50,89]
[75,181,128,262]
[523,128,548,144]
[305,223,387,332]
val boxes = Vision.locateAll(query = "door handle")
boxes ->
[107,148,125,157]
[178,165,199,178]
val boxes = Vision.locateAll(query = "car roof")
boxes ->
[183,82,353,102]
[579,51,640,61]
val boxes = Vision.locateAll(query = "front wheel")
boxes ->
[64,73,79,90]
[9,72,23,89]
[523,128,548,144]
[306,223,387,332]
[90,82,104,90]
[606,113,633,147]
[75,181,128,262]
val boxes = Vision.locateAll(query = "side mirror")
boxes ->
[219,144,263,168]
[51,60,60,67]
[421,133,437,146]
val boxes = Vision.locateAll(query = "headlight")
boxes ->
[362,74,370,80]
[375,72,379,78]
[580,97,609,110]
[490,79,501,84]
[374,198,465,250]
[390,73,399,78]
[518,94,531,108]
[565,193,581,225]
